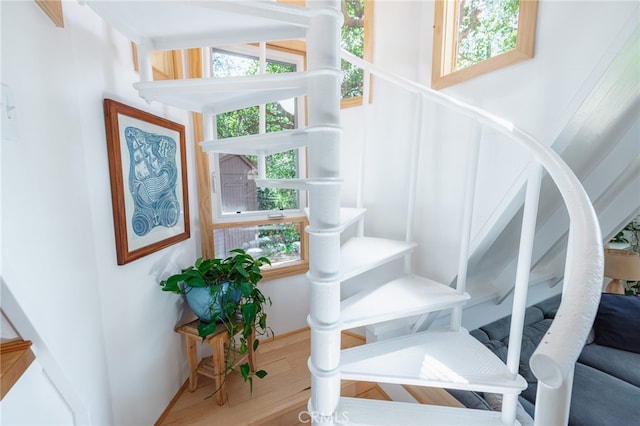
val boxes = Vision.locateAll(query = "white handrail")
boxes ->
[340,48,604,424]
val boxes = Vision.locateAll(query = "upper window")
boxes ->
[432,0,538,89]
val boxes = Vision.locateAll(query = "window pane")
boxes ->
[341,0,365,99]
[341,60,364,99]
[250,149,299,211]
[214,222,302,267]
[213,50,258,77]
[456,0,520,70]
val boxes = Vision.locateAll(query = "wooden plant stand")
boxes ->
[175,319,256,405]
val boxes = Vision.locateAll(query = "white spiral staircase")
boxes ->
[84,1,603,425]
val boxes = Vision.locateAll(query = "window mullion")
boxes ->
[204,47,223,220]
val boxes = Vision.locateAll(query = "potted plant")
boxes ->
[160,248,272,389]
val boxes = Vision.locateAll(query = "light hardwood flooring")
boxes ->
[156,329,390,425]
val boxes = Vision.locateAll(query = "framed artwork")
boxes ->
[103,99,190,265]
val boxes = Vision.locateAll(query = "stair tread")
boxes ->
[134,71,332,115]
[341,328,527,393]
[201,125,340,156]
[337,397,519,425]
[85,0,311,50]
[341,275,469,329]
[341,237,417,281]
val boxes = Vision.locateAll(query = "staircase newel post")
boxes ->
[135,43,153,87]
[306,1,343,424]
[451,120,481,331]
[533,365,575,425]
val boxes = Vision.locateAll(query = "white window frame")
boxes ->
[431,0,538,90]
[206,44,308,225]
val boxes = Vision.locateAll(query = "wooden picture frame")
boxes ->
[103,99,190,265]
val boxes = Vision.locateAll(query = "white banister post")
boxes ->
[506,162,542,369]
[405,94,424,243]
[534,365,575,425]
[450,120,481,331]
[403,93,425,273]
[501,162,543,424]
[136,43,154,104]
[356,68,371,237]
[136,43,153,84]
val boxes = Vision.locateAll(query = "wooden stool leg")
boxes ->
[211,335,227,406]
[184,335,198,392]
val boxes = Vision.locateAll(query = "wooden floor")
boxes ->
[156,329,390,425]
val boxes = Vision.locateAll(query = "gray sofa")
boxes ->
[448,294,640,425]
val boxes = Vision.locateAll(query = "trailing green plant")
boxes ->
[611,217,640,252]
[625,281,640,296]
[160,249,273,392]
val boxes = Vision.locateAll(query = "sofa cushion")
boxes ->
[569,362,640,426]
[514,318,553,383]
[520,363,640,425]
[593,294,640,354]
[518,396,535,418]
[484,393,534,425]
[458,294,640,426]
[478,314,513,342]
[444,389,493,411]
[579,343,640,387]
[470,328,509,362]
[444,389,535,422]
[533,294,561,318]
[480,306,545,342]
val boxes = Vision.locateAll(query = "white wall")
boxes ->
[1,362,75,426]
[1,1,195,424]
[2,1,113,423]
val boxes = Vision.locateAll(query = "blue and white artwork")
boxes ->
[124,126,180,237]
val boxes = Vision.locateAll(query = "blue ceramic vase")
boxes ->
[184,282,242,323]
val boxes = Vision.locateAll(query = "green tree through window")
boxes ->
[211,48,304,265]
[214,50,299,212]
[341,0,365,98]
[456,0,520,70]
[432,0,537,89]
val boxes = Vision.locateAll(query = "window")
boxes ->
[432,0,537,89]
[212,47,304,217]
[341,0,374,107]
[207,45,309,277]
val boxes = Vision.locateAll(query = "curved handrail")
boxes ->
[340,48,603,399]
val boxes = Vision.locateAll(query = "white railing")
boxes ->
[340,49,604,425]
